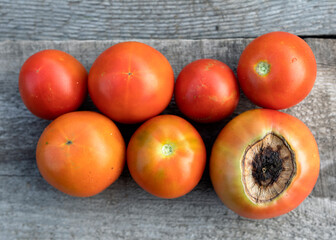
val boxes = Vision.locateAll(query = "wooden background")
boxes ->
[0,1,335,239]
[1,0,336,40]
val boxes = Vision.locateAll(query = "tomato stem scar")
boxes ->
[162,144,174,156]
[255,61,271,76]
[66,140,73,145]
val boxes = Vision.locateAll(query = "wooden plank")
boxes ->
[0,39,335,239]
[0,1,335,40]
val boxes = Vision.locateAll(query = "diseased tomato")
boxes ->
[237,31,316,109]
[127,115,206,199]
[210,109,319,219]
[175,59,239,123]
[36,111,125,197]
[19,49,87,120]
[88,41,174,124]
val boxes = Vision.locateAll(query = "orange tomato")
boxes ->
[88,41,174,124]
[210,109,320,219]
[127,115,206,198]
[36,111,125,197]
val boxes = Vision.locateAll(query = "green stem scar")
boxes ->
[162,144,174,156]
[255,61,271,76]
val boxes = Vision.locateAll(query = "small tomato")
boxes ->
[19,49,87,119]
[237,32,316,109]
[175,59,239,123]
[127,115,206,198]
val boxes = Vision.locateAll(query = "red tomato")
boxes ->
[237,32,316,109]
[88,42,174,124]
[127,115,206,198]
[36,111,125,197]
[19,50,87,120]
[175,59,239,123]
[210,109,320,219]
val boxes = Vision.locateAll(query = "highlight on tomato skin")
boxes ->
[237,31,317,110]
[88,41,175,124]
[127,114,207,199]
[19,49,88,120]
[36,111,126,197]
[175,59,240,123]
[209,109,320,219]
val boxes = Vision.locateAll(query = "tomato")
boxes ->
[88,42,174,124]
[36,111,125,197]
[127,115,206,198]
[210,109,319,219]
[174,59,239,123]
[19,49,87,120]
[237,31,316,109]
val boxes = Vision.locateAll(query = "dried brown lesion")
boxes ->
[242,133,296,204]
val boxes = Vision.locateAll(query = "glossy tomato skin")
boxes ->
[19,50,87,120]
[36,111,125,197]
[237,32,316,109]
[175,59,239,123]
[89,42,174,124]
[210,109,320,219]
[127,115,206,198]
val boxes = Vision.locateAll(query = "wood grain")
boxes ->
[0,0,335,40]
[0,39,335,239]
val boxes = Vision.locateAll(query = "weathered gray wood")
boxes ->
[0,39,335,239]
[0,0,335,40]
